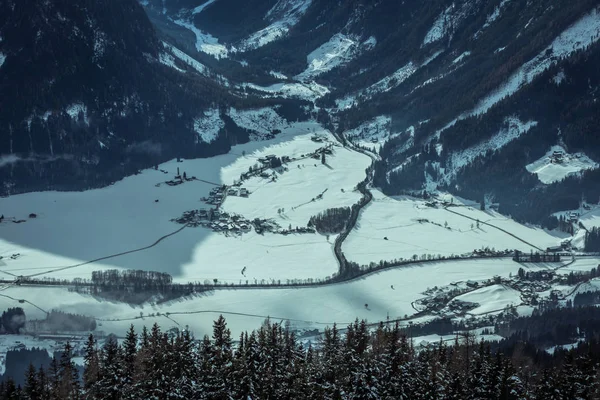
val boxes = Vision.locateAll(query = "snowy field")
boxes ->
[456,284,522,315]
[0,258,545,338]
[221,133,371,228]
[526,145,598,184]
[0,122,358,283]
[343,189,564,266]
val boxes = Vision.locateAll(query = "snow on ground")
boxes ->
[526,145,598,184]
[236,0,312,51]
[193,108,224,143]
[344,116,394,151]
[228,107,289,137]
[0,258,545,338]
[0,52,6,68]
[555,257,600,275]
[295,34,375,81]
[580,209,600,230]
[221,133,371,229]
[191,0,218,15]
[172,18,229,58]
[456,284,521,315]
[438,8,600,135]
[240,81,329,101]
[0,121,347,283]
[447,117,537,176]
[343,189,563,266]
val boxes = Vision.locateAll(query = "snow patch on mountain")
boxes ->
[424,6,453,45]
[295,34,376,81]
[526,145,599,184]
[423,3,471,46]
[191,0,218,15]
[193,108,224,143]
[553,70,566,85]
[236,0,312,51]
[228,107,289,137]
[0,52,6,68]
[453,51,471,64]
[473,9,600,116]
[172,18,229,58]
[336,62,417,109]
[159,52,185,73]
[474,0,511,38]
[438,9,600,136]
[162,42,209,75]
[344,116,393,149]
[269,70,288,79]
[66,103,89,125]
[448,117,537,176]
[240,81,329,101]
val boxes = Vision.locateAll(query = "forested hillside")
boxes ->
[4,311,600,399]
[0,0,288,195]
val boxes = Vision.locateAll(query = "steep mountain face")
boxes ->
[147,0,600,225]
[3,0,599,227]
[0,0,251,195]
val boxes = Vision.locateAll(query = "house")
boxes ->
[240,223,250,231]
[546,246,563,253]
[227,188,237,196]
[28,213,37,218]
[466,280,479,288]
[240,188,249,197]
[569,212,579,222]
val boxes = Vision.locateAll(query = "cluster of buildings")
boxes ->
[173,208,252,235]
[202,186,250,206]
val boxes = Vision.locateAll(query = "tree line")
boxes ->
[585,227,600,252]
[307,207,351,234]
[5,311,600,399]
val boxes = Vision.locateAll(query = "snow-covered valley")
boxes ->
[0,115,596,350]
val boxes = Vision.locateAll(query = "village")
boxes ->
[169,136,336,236]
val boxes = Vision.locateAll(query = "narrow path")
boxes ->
[443,206,545,252]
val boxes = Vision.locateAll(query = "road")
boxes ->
[443,206,545,252]
[330,131,378,279]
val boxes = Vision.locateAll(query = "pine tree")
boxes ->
[122,325,138,385]
[47,357,61,400]
[3,377,20,400]
[96,335,122,400]
[210,315,233,399]
[58,342,80,399]
[82,334,100,398]
[23,363,40,400]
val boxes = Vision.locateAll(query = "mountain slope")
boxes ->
[0,0,244,195]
